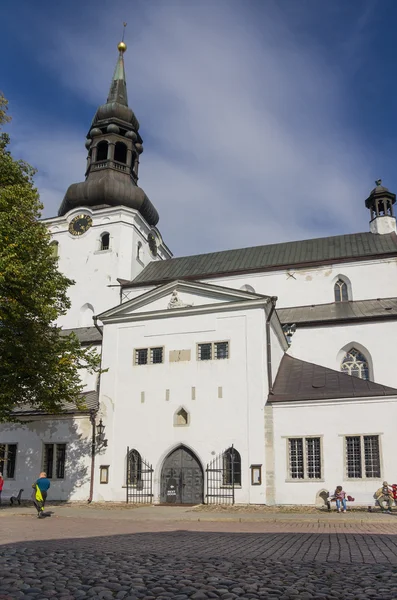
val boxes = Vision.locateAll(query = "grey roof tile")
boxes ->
[269,355,397,402]
[60,326,103,344]
[12,390,99,416]
[129,232,397,287]
[277,297,397,325]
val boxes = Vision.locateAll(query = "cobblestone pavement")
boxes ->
[1,514,397,599]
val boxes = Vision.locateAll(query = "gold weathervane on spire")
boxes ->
[118,22,127,53]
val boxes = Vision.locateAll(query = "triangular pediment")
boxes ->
[98,280,270,323]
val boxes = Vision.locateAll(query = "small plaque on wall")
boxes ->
[100,465,109,484]
[250,464,262,486]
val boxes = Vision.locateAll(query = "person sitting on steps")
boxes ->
[374,481,393,514]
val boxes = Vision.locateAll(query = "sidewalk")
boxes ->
[1,502,396,524]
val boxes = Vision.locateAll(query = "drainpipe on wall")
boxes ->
[88,316,103,503]
[266,296,278,395]
[88,410,97,503]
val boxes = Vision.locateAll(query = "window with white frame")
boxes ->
[198,341,229,361]
[288,437,322,480]
[134,347,164,365]
[0,444,17,479]
[43,443,67,479]
[345,435,381,479]
[341,348,369,380]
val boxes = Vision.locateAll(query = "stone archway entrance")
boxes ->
[160,446,204,504]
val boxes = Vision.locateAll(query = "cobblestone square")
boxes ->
[1,507,397,599]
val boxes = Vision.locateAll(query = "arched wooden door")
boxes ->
[160,446,203,504]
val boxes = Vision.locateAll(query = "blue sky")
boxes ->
[1,0,397,256]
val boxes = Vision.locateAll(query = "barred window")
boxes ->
[289,438,304,479]
[223,447,241,486]
[134,347,164,365]
[127,449,142,485]
[215,342,229,359]
[150,347,163,364]
[288,437,321,480]
[198,343,212,360]
[198,341,229,361]
[44,443,66,479]
[346,435,381,479]
[135,348,148,365]
[0,444,17,479]
[334,279,349,302]
[306,437,321,479]
[341,348,369,380]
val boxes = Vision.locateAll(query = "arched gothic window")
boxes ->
[334,279,349,302]
[100,232,110,251]
[223,447,241,486]
[96,141,108,162]
[137,241,142,260]
[341,348,369,380]
[127,449,142,485]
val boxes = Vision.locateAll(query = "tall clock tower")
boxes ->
[43,41,172,329]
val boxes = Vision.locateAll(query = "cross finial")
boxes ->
[375,178,382,187]
[122,22,127,42]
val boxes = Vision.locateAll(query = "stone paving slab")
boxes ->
[2,516,397,599]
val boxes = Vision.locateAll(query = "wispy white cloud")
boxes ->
[9,0,375,255]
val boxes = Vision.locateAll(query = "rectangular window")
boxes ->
[289,438,304,479]
[135,348,148,365]
[215,342,229,359]
[288,437,321,480]
[56,444,67,479]
[306,437,321,479]
[198,341,229,361]
[44,444,66,479]
[198,343,212,360]
[346,435,381,479]
[150,347,163,364]
[134,347,164,365]
[0,444,17,479]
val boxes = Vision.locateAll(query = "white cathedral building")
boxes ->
[2,43,397,507]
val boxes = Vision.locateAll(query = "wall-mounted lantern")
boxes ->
[96,418,108,448]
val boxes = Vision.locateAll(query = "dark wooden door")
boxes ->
[161,447,203,504]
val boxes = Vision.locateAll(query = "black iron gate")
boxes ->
[126,447,153,504]
[206,445,238,505]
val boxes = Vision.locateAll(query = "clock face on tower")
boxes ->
[68,214,93,236]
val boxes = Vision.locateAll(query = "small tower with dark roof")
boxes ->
[365,180,396,235]
[58,41,159,226]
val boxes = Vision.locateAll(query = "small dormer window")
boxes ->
[100,233,110,251]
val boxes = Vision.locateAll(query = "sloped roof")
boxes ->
[12,390,99,416]
[278,297,397,326]
[269,355,397,402]
[127,232,397,287]
[60,326,103,344]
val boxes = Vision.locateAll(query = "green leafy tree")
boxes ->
[0,94,101,422]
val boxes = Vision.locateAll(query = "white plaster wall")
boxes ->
[272,397,397,505]
[43,206,171,330]
[0,415,92,501]
[208,258,397,308]
[95,306,270,504]
[288,320,397,388]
